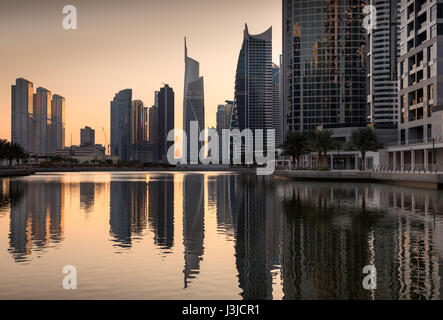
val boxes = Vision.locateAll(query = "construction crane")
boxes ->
[102,127,110,155]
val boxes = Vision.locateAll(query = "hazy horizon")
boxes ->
[0,0,281,146]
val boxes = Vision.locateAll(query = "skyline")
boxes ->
[0,0,282,146]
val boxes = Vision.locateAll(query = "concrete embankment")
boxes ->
[274,170,443,190]
[33,166,257,174]
[0,169,35,178]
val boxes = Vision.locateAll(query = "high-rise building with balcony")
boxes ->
[33,87,52,155]
[272,63,283,145]
[398,0,443,143]
[283,0,368,133]
[51,94,65,152]
[110,89,132,161]
[131,100,145,145]
[386,0,443,171]
[80,126,95,147]
[183,38,205,163]
[11,78,33,153]
[367,0,400,130]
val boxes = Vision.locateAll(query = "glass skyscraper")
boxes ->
[283,0,368,133]
[232,25,273,134]
[158,84,174,163]
[110,89,132,161]
[183,38,205,163]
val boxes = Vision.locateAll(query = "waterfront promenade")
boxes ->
[274,169,443,190]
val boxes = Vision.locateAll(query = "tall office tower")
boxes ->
[183,38,205,163]
[110,89,132,161]
[367,0,400,130]
[231,24,273,139]
[149,105,158,145]
[11,78,33,153]
[216,103,233,162]
[283,0,367,133]
[272,63,283,145]
[33,87,52,155]
[398,0,443,143]
[131,100,145,144]
[51,94,65,152]
[80,126,95,147]
[216,105,227,136]
[143,106,149,142]
[158,84,175,163]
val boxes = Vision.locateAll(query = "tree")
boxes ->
[281,131,309,167]
[1,141,26,166]
[307,130,338,168]
[0,139,8,165]
[349,127,383,171]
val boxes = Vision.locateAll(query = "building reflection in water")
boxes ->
[8,179,64,262]
[279,182,443,300]
[109,181,147,249]
[4,173,443,299]
[182,174,205,288]
[147,175,174,251]
[215,175,235,236]
[80,182,95,213]
[230,175,281,300]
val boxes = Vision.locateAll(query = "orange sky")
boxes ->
[0,0,281,146]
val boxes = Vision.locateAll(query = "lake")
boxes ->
[1,172,443,299]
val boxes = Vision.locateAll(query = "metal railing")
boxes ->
[386,136,443,148]
[372,163,443,174]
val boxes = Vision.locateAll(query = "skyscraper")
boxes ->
[272,63,283,145]
[33,87,52,155]
[183,38,205,163]
[143,106,149,142]
[11,78,33,153]
[367,0,400,130]
[51,94,65,152]
[231,24,273,135]
[158,84,174,163]
[398,0,443,142]
[80,126,95,147]
[283,0,367,133]
[131,100,145,145]
[110,89,132,161]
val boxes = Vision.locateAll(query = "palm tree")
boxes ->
[0,139,8,165]
[349,127,383,171]
[281,131,309,167]
[308,130,337,168]
[12,143,26,165]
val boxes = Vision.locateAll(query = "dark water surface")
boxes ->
[1,172,443,299]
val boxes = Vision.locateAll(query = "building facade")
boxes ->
[283,0,368,133]
[80,126,95,147]
[33,87,52,155]
[11,78,34,153]
[183,38,205,163]
[51,94,65,152]
[272,63,283,145]
[131,100,145,145]
[367,0,400,129]
[386,0,443,171]
[158,84,174,163]
[110,89,132,161]
[231,24,273,150]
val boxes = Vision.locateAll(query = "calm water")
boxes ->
[1,172,443,300]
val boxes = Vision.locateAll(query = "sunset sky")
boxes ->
[0,0,281,146]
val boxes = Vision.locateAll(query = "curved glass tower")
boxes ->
[283,0,368,132]
[183,38,205,163]
[232,25,273,133]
